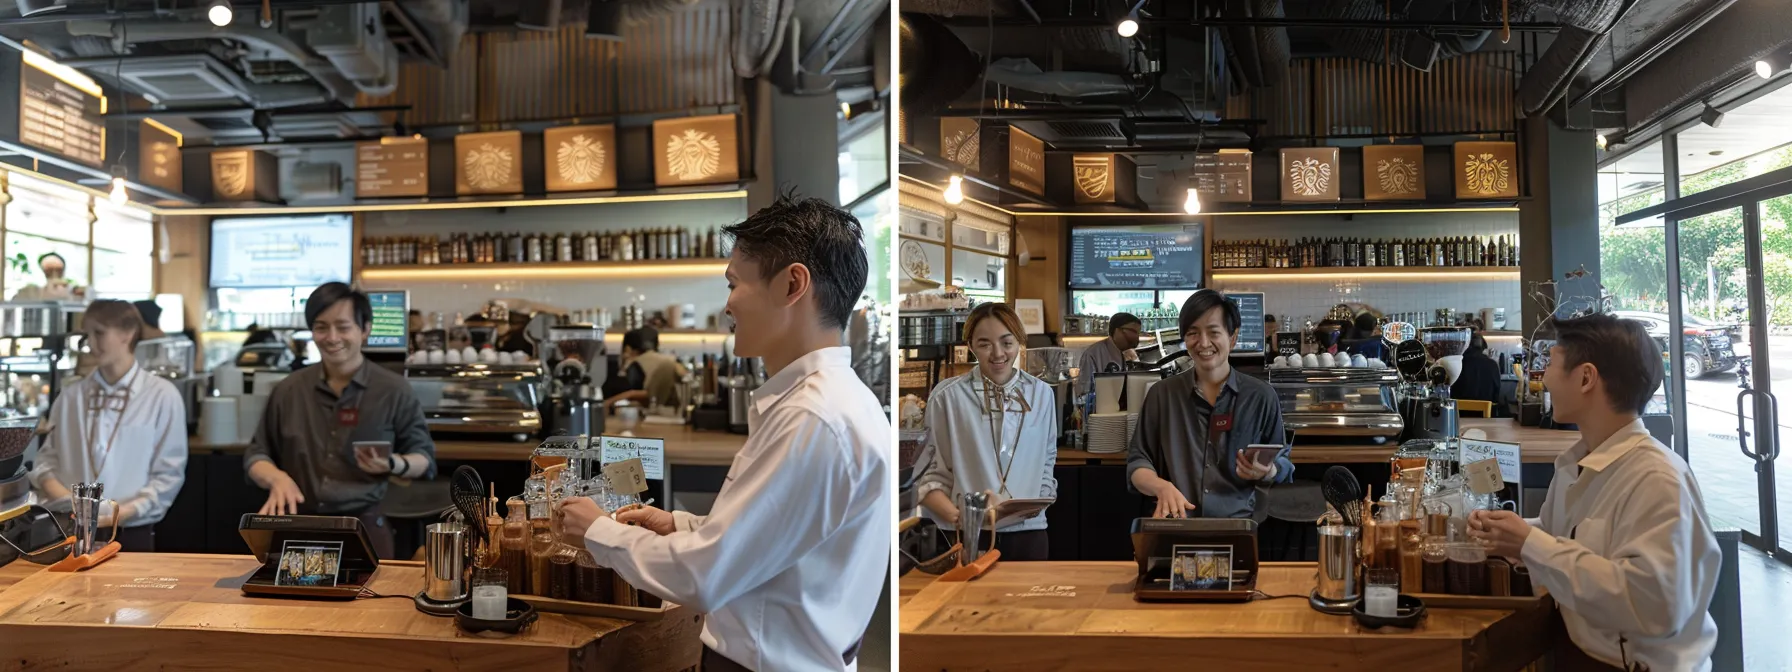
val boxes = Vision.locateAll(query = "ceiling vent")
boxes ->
[112,54,255,105]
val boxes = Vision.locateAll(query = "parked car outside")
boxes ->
[1612,311,1741,379]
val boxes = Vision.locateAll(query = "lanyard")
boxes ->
[978,375,1031,497]
[84,368,138,479]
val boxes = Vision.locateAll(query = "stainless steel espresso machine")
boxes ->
[541,325,606,438]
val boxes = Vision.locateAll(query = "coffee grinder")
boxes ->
[1394,339,1458,443]
[541,325,606,438]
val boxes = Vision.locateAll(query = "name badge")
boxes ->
[337,408,359,428]
[1212,414,1233,432]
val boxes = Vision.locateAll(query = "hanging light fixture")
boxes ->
[944,175,965,205]
[1757,59,1775,79]
[1116,1,1145,37]
[1595,134,1608,151]
[1184,187,1202,215]
[107,165,129,205]
[207,0,233,27]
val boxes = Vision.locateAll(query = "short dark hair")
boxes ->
[1109,312,1141,335]
[304,282,372,329]
[723,192,868,330]
[622,327,659,354]
[132,299,163,328]
[1552,314,1663,415]
[84,299,145,348]
[1178,289,1240,337]
[1353,312,1378,337]
[37,252,64,267]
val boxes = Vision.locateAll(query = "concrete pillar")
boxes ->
[747,80,844,210]
[1519,115,1602,334]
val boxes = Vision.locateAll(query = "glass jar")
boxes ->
[500,497,531,594]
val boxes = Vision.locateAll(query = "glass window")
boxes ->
[852,188,892,306]
[5,174,89,244]
[5,233,88,299]
[1675,84,1792,196]
[838,125,888,208]
[1600,140,1671,314]
[92,203,154,253]
[950,249,1006,293]
[92,249,152,301]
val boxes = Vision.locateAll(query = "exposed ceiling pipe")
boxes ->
[1516,0,1629,116]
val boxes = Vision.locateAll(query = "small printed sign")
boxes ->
[601,435,665,481]
[603,458,649,495]
[1464,458,1504,495]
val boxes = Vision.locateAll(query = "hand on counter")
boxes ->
[258,470,306,515]
[615,505,676,535]
[555,496,609,547]
[1149,482,1197,519]
[1467,510,1532,560]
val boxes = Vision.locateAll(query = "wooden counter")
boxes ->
[900,562,1553,672]
[190,422,748,466]
[1059,418,1578,466]
[0,553,702,672]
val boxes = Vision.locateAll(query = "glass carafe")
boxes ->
[500,497,531,594]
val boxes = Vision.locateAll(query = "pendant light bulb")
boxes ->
[1757,59,1775,79]
[1595,134,1608,151]
[944,175,965,205]
[108,177,127,205]
[1183,187,1201,215]
[207,1,233,27]
[1117,18,1139,37]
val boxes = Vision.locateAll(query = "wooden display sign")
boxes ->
[137,120,182,194]
[1194,150,1253,203]
[1071,153,1116,204]
[1007,126,1045,195]
[1362,145,1425,201]
[356,136,430,198]
[939,117,981,171]
[543,124,618,192]
[210,149,278,202]
[1455,141,1520,199]
[454,130,524,195]
[18,54,104,167]
[652,114,740,187]
[1280,147,1340,202]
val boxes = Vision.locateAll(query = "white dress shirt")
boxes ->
[1521,418,1719,672]
[30,363,189,526]
[916,370,1058,532]
[581,347,889,672]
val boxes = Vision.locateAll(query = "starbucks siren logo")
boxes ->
[464,142,514,189]
[666,129,723,181]
[556,134,607,184]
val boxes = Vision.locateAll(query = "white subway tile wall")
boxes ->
[1209,212,1522,332]
[362,198,748,331]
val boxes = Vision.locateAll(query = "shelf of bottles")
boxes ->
[1210,235,1519,270]
[362,226,730,267]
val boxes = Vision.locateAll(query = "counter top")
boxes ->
[191,421,748,466]
[900,561,1552,671]
[0,553,701,671]
[1060,417,1577,466]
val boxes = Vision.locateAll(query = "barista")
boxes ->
[1078,312,1140,397]
[244,283,436,559]
[1127,290,1293,521]
[604,327,687,411]
[915,302,1058,560]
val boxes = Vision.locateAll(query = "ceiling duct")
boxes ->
[1318,0,1501,69]
[898,13,981,116]
[62,17,361,102]
[1516,0,1627,116]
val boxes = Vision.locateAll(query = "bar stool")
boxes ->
[381,478,455,561]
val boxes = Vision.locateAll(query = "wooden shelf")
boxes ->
[1210,266,1519,279]
[359,258,728,281]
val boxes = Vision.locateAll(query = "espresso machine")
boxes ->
[541,324,606,438]
[1394,339,1458,442]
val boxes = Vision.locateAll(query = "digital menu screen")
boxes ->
[365,291,408,352]
[210,215,353,288]
[1226,292,1266,353]
[1068,224,1204,289]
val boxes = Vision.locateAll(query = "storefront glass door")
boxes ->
[1674,198,1790,557]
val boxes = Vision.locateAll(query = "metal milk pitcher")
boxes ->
[958,491,989,565]
[1315,524,1361,603]
[424,521,471,602]
[70,483,118,556]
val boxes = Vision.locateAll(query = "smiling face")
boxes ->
[1542,344,1593,424]
[723,255,783,358]
[83,322,136,370]
[310,298,369,368]
[1184,305,1236,376]
[970,316,1022,382]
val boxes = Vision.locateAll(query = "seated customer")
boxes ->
[30,300,188,551]
[244,283,436,559]
[604,327,688,411]
[916,302,1058,560]
[1469,314,1718,671]
[1128,290,1293,520]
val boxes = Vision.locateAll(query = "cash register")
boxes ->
[1131,517,1259,603]
[238,514,381,599]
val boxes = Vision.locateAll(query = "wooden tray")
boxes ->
[513,593,676,621]
[1408,587,1551,610]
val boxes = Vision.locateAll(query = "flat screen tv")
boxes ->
[210,215,353,289]
[1068,224,1204,289]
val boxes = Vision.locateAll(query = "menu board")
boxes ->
[365,290,408,352]
[210,215,353,288]
[1068,224,1204,289]
[1193,150,1252,203]
[356,138,430,198]
[18,57,104,167]
[1226,292,1266,353]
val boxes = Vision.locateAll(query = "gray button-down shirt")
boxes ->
[1078,337,1127,397]
[244,360,436,514]
[1126,367,1293,520]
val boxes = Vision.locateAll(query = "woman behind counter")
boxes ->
[916,303,1058,561]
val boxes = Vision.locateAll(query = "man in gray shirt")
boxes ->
[245,283,435,559]
[1128,290,1292,521]
[1078,312,1140,397]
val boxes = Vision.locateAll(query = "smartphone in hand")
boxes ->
[1243,444,1282,468]
[353,441,393,461]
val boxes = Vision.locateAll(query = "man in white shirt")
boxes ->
[557,196,888,672]
[31,300,187,551]
[1469,314,1719,671]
